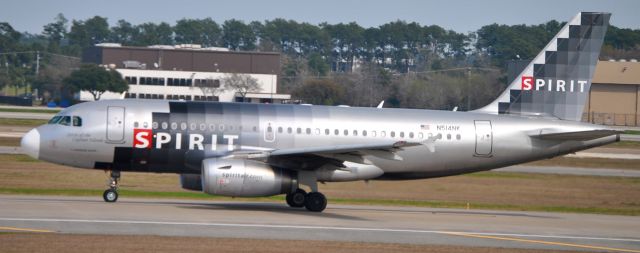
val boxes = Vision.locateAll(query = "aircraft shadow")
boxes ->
[178,202,369,220]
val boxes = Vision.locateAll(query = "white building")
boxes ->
[80,44,291,103]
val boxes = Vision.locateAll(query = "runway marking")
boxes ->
[1,217,639,244]
[0,226,54,233]
[443,232,640,253]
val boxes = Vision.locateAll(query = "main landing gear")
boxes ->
[103,171,120,203]
[285,171,327,212]
[286,189,327,212]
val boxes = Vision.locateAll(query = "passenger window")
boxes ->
[162,122,168,130]
[372,131,377,137]
[390,131,395,138]
[381,131,386,137]
[72,116,82,127]
[199,123,206,131]
[171,122,177,130]
[447,134,451,140]
[278,127,283,133]
[180,122,187,130]
[48,116,61,124]
[134,122,139,128]
[287,127,292,134]
[344,129,348,136]
[334,129,339,135]
[210,124,216,131]
[152,122,158,129]
[325,129,330,135]
[297,127,302,134]
[409,132,414,138]
[363,130,367,137]
[418,133,424,139]
[456,134,461,140]
[353,130,358,136]
[400,132,404,138]
[58,116,71,126]
[307,128,312,135]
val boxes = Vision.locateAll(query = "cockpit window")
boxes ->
[72,116,82,127]
[58,116,71,126]
[48,116,62,124]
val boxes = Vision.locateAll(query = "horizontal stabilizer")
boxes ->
[530,129,620,141]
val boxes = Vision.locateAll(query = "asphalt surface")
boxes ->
[0,195,638,252]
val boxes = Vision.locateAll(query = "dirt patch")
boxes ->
[0,233,584,253]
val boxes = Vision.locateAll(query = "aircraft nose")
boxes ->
[21,128,40,159]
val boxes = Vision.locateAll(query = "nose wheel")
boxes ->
[103,171,120,203]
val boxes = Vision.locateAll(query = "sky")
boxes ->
[1,0,639,34]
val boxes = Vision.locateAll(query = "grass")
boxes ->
[0,153,639,216]
[624,130,640,135]
[607,140,640,148]
[0,137,21,146]
[0,107,59,114]
[0,118,48,126]
[528,156,640,170]
[0,187,637,216]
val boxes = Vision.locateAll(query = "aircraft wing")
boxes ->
[529,129,621,141]
[233,141,421,171]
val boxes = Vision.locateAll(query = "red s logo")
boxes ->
[521,76,533,90]
[133,129,153,149]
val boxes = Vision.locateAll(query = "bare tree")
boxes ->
[222,73,260,102]
[193,77,222,101]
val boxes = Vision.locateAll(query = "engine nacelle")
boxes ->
[201,158,295,197]
[180,174,202,191]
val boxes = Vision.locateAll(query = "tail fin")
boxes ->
[476,12,610,121]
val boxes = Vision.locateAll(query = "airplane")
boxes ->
[21,12,617,212]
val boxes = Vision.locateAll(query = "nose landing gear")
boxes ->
[103,171,120,203]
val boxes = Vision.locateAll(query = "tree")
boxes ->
[133,22,173,45]
[222,19,256,50]
[292,79,345,105]
[42,13,68,51]
[222,73,260,101]
[67,16,110,49]
[63,64,128,100]
[110,20,138,45]
[174,18,221,47]
[193,78,222,100]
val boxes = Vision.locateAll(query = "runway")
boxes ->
[0,195,638,252]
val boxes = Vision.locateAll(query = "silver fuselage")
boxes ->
[23,99,617,180]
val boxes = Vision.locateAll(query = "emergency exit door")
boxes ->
[106,106,125,143]
[474,120,493,156]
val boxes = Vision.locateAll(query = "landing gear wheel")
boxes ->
[103,189,118,202]
[304,192,327,212]
[286,189,307,208]
[103,171,120,203]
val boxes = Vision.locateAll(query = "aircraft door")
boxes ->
[264,122,275,142]
[474,120,492,156]
[106,106,125,143]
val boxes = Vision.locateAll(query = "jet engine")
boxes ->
[201,158,296,197]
